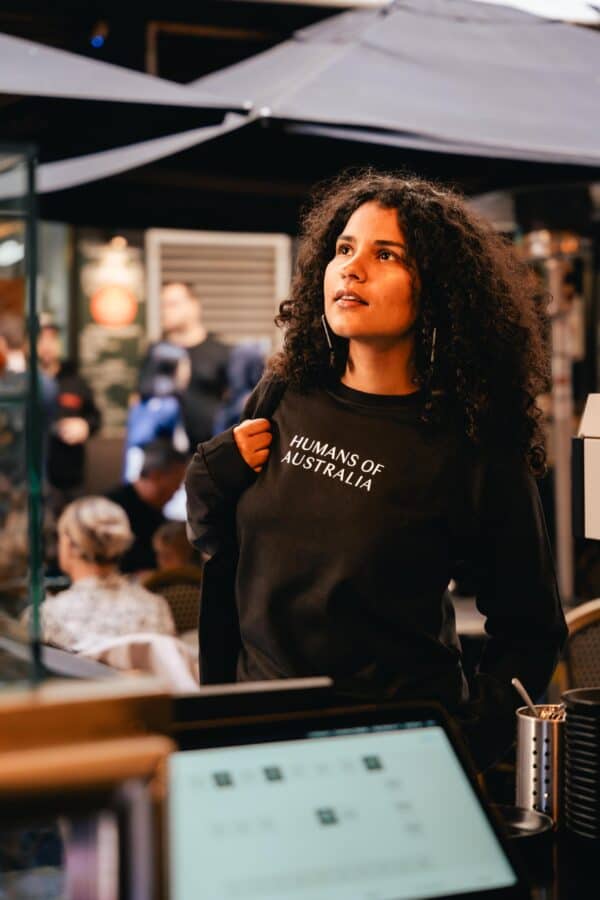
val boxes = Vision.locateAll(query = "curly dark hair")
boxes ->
[268,168,550,475]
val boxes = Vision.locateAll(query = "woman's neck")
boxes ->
[341,339,418,396]
[68,561,118,583]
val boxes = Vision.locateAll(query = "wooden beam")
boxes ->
[145,18,277,75]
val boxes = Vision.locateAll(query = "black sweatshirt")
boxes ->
[186,380,567,769]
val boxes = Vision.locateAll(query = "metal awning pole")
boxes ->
[547,258,575,603]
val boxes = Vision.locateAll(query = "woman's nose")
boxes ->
[340,252,366,280]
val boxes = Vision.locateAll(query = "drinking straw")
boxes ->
[511,677,537,715]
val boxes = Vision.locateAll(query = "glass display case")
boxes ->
[0,144,43,683]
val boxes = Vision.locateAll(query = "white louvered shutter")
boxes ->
[145,228,292,350]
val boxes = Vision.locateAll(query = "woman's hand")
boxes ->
[233,418,272,472]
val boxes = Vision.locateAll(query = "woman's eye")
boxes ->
[378,250,396,261]
[336,243,352,255]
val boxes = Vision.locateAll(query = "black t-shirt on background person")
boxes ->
[180,337,230,448]
[186,378,567,769]
[106,482,166,574]
[139,336,230,450]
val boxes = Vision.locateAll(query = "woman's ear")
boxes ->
[58,530,77,569]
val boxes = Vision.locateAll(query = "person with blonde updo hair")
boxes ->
[25,496,175,652]
[58,496,133,565]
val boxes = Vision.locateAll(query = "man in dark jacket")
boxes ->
[138,282,230,449]
[37,316,101,516]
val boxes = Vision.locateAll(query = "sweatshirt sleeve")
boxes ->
[184,375,277,555]
[458,454,567,770]
[185,371,285,682]
[185,427,256,557]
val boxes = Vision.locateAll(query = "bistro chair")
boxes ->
[142,565,203,635]
[551,598,600,697]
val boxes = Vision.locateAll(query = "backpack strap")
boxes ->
[250,376,287,420]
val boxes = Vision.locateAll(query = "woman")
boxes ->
[31,496,175,651]
[186,170,567,770]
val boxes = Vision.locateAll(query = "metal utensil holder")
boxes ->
[515,705,564,827]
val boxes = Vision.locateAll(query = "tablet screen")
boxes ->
[168,719,518,900]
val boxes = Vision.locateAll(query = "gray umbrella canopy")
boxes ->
[0,30,240,109]
[13,0,600,197]
[0,30,249,198]
[0,115,251,200]
[190,0,600,165]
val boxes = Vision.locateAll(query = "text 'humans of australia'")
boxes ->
[280,434,385,493]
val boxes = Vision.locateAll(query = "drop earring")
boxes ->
[321,314,335,368]
[429,326,444,398]
[429,326,437,368]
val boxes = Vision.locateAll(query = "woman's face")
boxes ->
[323,201,418,347]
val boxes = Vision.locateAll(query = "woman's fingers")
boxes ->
[248,432,273,451]
[246,446,271,472]
[234,418,273,469]
[239,417,270,436]
[234,418,271,440]
[245,445,271,467]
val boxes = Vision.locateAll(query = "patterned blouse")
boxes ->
[32,574,176,652]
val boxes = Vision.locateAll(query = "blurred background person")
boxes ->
[143,520,203,643]
[152,520,200,573]
[0,314,28,488]
[123,340,190,483]
[0,314,57,609]
[21,496,175,652]
[0,495,28,618]
[0,312,27,374]
[212,339,266,434]
[1,312,57,440]
[106,438,188,577]
[37,313,101,519]
[139,281,230,449]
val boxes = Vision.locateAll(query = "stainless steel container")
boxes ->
[515,705,564,826]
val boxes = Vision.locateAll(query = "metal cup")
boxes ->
[515,705,564,827]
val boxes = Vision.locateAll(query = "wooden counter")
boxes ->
[0,675,177,898]
[0,674,173,753]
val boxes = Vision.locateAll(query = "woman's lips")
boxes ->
[334,290,368,308]
[335,298,366,309]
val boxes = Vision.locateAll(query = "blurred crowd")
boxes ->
[1,274,597,687]
[0,280,265,683]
